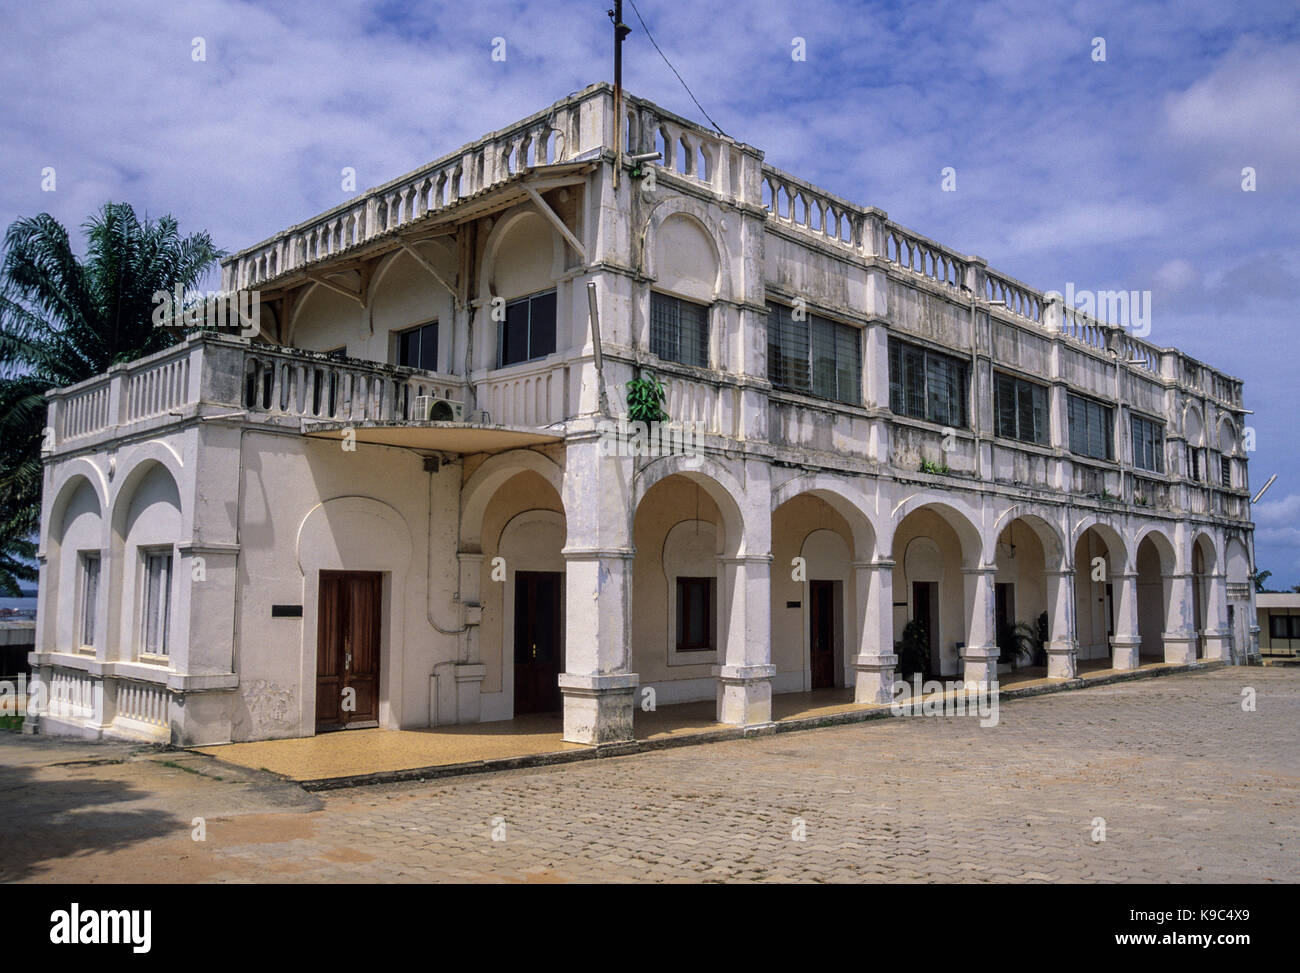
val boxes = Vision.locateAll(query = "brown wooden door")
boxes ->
[514,571,562,715]
[913,581,936,672]
[316,571,382,730]
[809,580,836,690]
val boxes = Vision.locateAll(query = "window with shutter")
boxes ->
[766,302,860,405]
[79,553,100,649]
[651,292,709,368]
[1132,415,1164,473]
[142,550,173,657]
[994,373,1049,445]
[1068,393,1114,461]
[888,337,969,427]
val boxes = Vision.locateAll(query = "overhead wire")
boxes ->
[626,0,729,137]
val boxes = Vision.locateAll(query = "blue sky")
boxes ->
[2,0,1298,584]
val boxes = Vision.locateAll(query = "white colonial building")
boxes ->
[29,83,1260,747]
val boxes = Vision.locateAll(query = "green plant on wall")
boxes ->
[920,458,951,476]
[626,369,668,424]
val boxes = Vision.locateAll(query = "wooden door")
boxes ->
[316,571,382,730]
[809,580,836,689]
[913,581,936,672]
[513,571,562,715]
[995,582,1015,663]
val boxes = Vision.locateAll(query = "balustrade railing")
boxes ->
[225,89,599,290]
[242,347,462,424]
[126,355,190,422]
[477,359,567,427]
[58,379,111,441]
[115,680,170,730]
[760,166,860,248]
[663,374,735,439]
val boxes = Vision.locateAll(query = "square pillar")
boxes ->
[714,553,775,728]
[1109,572,1141,670]
[1201,571,1231,661]
[1044,568,1078,678]
[559,547,638,744]
[960,566,999,686]
[1162,572,1197,664]
[559,429,638,745]
[853,558,897,704]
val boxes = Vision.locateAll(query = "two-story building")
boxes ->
[28,83,1260,747]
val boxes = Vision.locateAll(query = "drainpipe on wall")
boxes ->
[426,465,468,639]
[427,462,469,726]
[971,297,989,476]
[587,281,611,416]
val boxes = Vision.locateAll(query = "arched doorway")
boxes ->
[1135,530,1178,663]
[891,501,984,680]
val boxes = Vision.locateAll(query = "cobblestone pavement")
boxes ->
[2,667,1298,883]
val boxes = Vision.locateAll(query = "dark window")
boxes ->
[1220,455,1232,488]
[888,337,968,426]
[324,346,347,359]
[1131,415,1165,473]
[396,321,438,372]
[1067,393,1114,461]
[498,290,557,367]
[768,302,809,394]
[1187,445,1204,481]
[994,374,1049,445]
[1269,614,1300,640]
[651,292,709,368]
[676,576,715,651]
[767,303,861,405]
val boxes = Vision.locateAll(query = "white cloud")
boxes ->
[1164,38,1300,188]
[1253,493,1300,528]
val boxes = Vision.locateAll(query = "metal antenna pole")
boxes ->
[610,2,631,190]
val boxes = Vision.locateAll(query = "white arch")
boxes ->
[640,197,733,300]
[295,495,413,576]
[634,453,747,557]
[1182,402,1206,447]
[990,503,1068,570]
[889,492,984,567]
[476,204,565,301]
[109,444,185,539]
[1190,528,1220,575]
[46,460,109,539]
[1216,413,1241,456]
[1132,524,1178,575]
[1070,514,1130,573]
[771,473,880,558]
[460,449,565,553]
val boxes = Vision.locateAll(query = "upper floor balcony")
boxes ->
[42,332,562,459]
[45,83,1250,526]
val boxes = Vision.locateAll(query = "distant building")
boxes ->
[29,83,1259,746]
[1256,593,1300,658]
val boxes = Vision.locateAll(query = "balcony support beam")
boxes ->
[522,184,586,263]
[303,270,366,309]
[398,239,459,306]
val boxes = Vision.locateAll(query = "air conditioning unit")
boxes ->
[412,394,465,422]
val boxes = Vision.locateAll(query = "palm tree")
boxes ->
[0,202,225,594]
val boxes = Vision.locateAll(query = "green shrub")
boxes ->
[626,370,667,424]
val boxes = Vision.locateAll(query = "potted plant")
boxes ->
[1001,616,1046,669]
[896,618,931,680]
